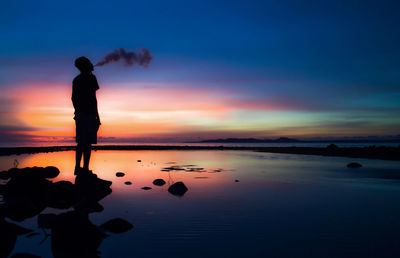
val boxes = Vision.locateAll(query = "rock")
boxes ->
[25,232,40,238]
[38,213,57,229]
[47,181,76,209]
[124,181,132,185]
[347,162,362,168]
[137,160,141,162]
[0,170,12,179]
[141,187,152,190]
[41,166,60,178]
[100,218,133,233]
[326,144,339,150]
[162,166,185,171]
[235,179,240,182]
[0,220,33,258]
[51,211,108,258]
[152,179,166,186]
[168,182,188,196]
[11,253,41,258]
[115,172,125,177]
[185,167,206,172]
[1,167,53,221]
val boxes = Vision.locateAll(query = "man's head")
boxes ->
[74,56,94,73]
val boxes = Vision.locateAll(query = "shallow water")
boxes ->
[1,150,400,257]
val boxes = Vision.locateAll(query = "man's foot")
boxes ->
[74,167,82,175]
[82,167,97,178]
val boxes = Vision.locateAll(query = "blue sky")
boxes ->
[0,0,399,144]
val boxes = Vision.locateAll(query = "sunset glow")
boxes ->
[1,1,399,146]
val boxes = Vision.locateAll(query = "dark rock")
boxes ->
[152,179,166,186]
[11,253,41,258]
[4,199,45,222]
[235,179,240,182]
[87,203,104,213]
[41,166,60,178]
[101,218,133,233]
[2,167,53,220]
[168,182,188,196]
[25,232,40,238]
[141,187,152,190]
[51,211,108,258]
[74,175,112,210]
[38,213,57,229]
[0,219,32,258]
[115,172,125,177]
[74,200,104,214]
[162,166,185,171]
[0,170,12,179]
[347,162,362,168]
[326,144,339,150]
[124,181,132,185]
[185,167,206,172]
[137,160,141,162]
[0,166,119,257]
[47,181,76,209]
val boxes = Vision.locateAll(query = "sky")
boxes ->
[1,0,400,145]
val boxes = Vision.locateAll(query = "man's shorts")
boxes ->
[75,114,99,145]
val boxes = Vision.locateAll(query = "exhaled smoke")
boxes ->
[96,48,153,67]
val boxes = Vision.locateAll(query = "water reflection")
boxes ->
[1,151,400,257]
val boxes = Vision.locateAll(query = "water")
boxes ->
[1,141,399,148]
[1,150,400,257]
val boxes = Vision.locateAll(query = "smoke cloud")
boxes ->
[96,48,153,67]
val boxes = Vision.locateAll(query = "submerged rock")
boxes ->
[0,219,33,258]
[162,166,185,171]
[11,253,40,258]
[1,166,118,257]
[347,162,362,168]
[152,179,166,186]
[141,187,152,190]
[0,170,12,179]
[168,182,188,196]
[51,211,108,258]
[235,179,240,182]
[124,181,132,185]
[2,167,53,221]
[101,218,133,233]
[115,172,125,177]
[38,213,57,229]
[48,181,77,209]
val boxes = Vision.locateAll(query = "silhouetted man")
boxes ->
[72,57,101,174]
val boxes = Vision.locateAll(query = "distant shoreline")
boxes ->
[195,137,400,144]
[0,145,399,161]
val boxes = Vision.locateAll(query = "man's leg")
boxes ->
[75,143,83,174]
[83,143,92,171]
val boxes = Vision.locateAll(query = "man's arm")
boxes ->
[93,75,101,125]
[71,80,78,110]
[96,107,101,125]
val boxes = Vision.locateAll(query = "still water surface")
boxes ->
[1,150,400,257]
